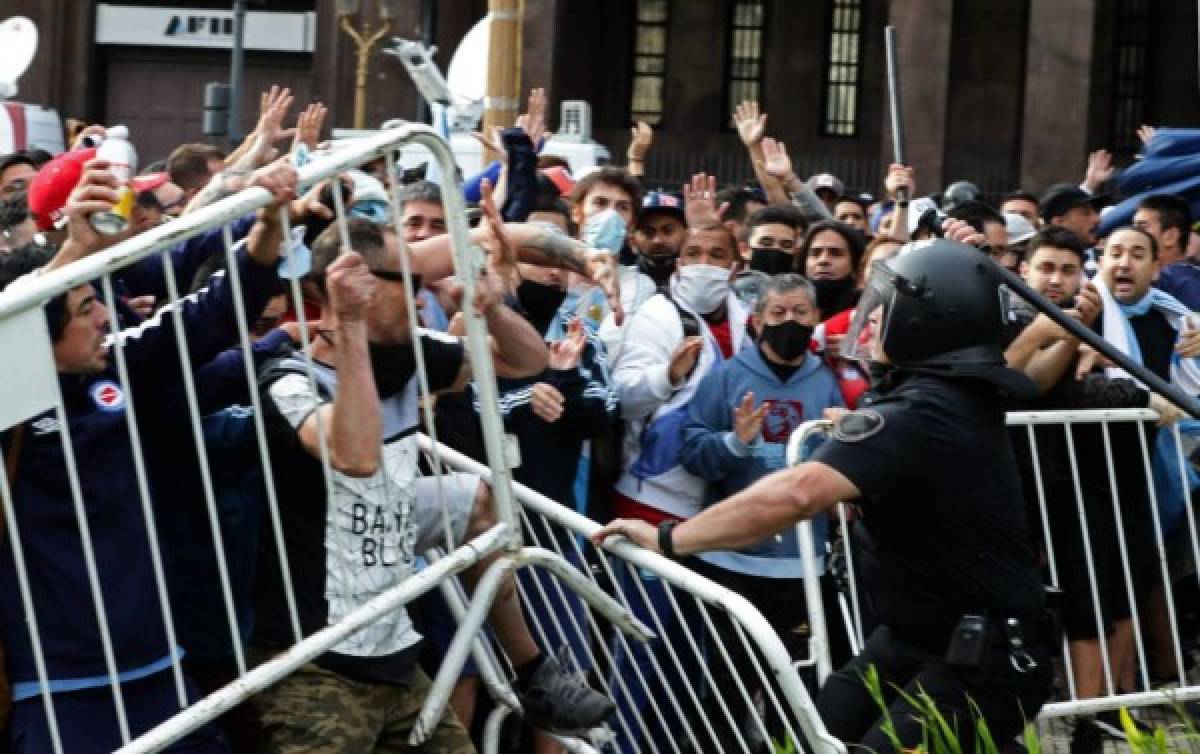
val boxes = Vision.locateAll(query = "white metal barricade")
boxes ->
[417,436,846,754]
[788,409,1200,735]
[0,123,845,754]
[0,125,649,753]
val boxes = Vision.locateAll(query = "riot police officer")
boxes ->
[593,238,1056,753]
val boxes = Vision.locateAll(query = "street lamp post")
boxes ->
[228,0,247,147]
[336,0,404,129]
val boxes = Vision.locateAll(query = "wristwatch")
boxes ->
[658,520,679,560]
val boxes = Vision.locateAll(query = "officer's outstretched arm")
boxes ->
[592,461,859,557]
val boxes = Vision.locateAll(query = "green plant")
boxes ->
[1120,707,1171,754]
[857,663,1199,754]
[1020,719,1043,754]
[770,734,798,754]
[860,664,906,754]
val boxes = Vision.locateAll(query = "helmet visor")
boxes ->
[842,258,900,365]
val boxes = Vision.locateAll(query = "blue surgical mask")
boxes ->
[350,199,390,225]
[582,208,626,253]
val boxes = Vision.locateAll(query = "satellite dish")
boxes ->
[0,17,38,100]
[446,16,491,109]
[385,14,489,132]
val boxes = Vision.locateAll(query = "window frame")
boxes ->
[1110,0,1151,155]
[724,0,768,130]
[820,0,864,138]
[629,0,671,126]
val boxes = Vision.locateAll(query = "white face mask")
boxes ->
[672,263,730,314]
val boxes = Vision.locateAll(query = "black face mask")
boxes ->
[760,320,814,362]
[749,247,795,276]
[517,279,567,333]
[811,276,857,316]
[637,252,677,285]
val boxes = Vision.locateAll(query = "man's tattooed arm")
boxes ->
[517,226,590,275]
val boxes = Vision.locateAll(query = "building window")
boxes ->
[727,0,766,120]
[822,0,863,137]
[1112,0,1150,154]
[630,0,670,125]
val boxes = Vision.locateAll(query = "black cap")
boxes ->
[1039,183,1109,223]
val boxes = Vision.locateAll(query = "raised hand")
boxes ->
[248,157,299,211]
[584,249,623,325]
[479,178,516,280]
[884,163,915,200]
[518,87,548,147]
[684,173,728,230]
[326,250,375,322]
[668,336,704,386]
[760,137,795,183]
[471,265,505,319]
[64,158,121,254]
[256,85,296,146]
[292,102,328,152]
[290,179,335,222]
[733,391,768,445]
[1083,149,1114,193]
[941,218,985,247]
[472,127,508,163]
[1068,282,1101,327]
[1137,125,1156,146]
[548,318,586,371]
[628,121,654,162]
[733,101,768,147]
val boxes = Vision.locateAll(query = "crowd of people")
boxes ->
[0,82,1198,754]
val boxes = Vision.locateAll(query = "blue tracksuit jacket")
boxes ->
[0,247,278,691]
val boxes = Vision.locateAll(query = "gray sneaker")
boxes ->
[518,648,616,733]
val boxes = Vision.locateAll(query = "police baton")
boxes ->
[990,259,1200,419]
[885,25,908,205]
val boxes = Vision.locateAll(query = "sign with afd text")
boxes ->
[95,4,317,53]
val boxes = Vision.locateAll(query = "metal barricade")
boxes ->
[416,436,846,754]
[788,410,1200,738]
[0,125,642,753]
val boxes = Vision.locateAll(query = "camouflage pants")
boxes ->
[253,661,474,753]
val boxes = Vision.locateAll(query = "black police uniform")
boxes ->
[810,369,1055,753]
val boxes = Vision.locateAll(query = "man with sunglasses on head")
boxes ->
[134,172,188,222]
[252,214,615,751]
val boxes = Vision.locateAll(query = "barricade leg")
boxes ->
[607,562,708,754]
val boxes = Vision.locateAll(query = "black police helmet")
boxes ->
[851,238,1037,395]
[941,180,980,210]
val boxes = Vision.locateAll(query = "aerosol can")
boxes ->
[90,125,137,235]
